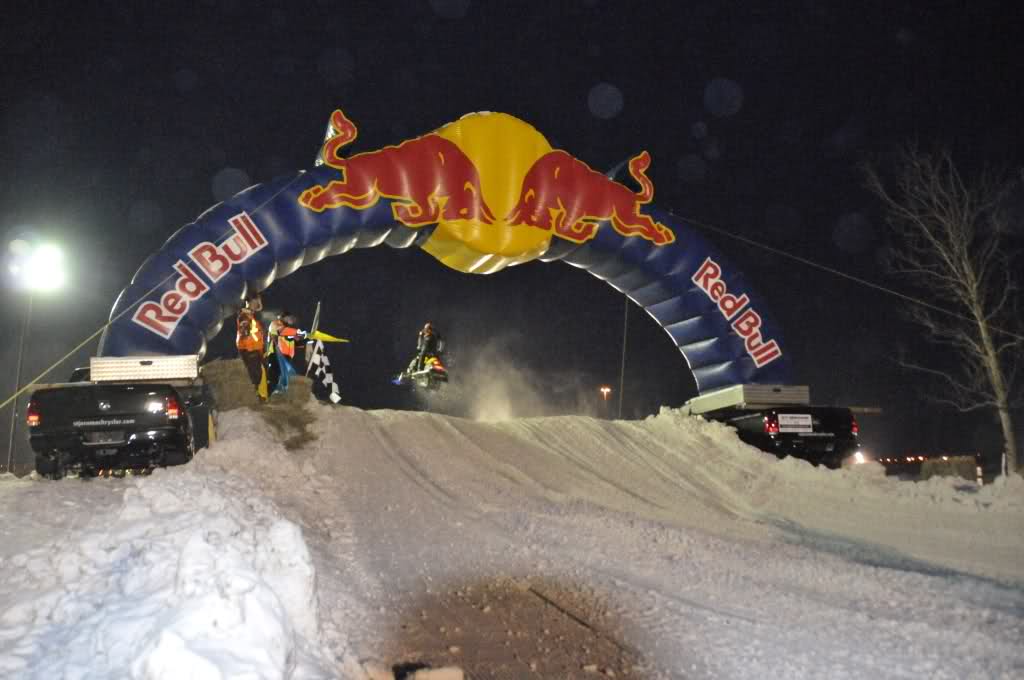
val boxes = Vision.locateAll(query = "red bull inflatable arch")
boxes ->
[100,109,791,394]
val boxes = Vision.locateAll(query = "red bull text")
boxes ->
[299,109,496,227]
[505,150,675,245]
[691,257,782,368]
[132,212,268,339]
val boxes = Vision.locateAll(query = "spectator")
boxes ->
[269,312,307,395]
[236,298,266,402]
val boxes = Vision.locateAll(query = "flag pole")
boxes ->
[309,300,321,336]
[305,301,321,376]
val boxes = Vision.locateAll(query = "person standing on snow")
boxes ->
[236,297,266,402]
[265,312,284,394]
[270,312,307,394]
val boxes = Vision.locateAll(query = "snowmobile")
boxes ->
[392,355,449,390]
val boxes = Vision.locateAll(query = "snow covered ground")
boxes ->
[2,378,1022,679]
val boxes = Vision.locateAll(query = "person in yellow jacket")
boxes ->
[236,297,267,402]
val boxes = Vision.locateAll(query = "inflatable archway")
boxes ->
[100,110,790,394]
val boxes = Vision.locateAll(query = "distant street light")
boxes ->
[600,386,611,401]
[5,240,66,473]
[618,297,628,419]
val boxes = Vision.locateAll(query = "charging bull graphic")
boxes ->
[101,107,791,395]
[299,109,496,228]
[506,150,674,245]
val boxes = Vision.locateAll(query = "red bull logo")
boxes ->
[132,212,268,339]
[297,110,674,269]
[299,109,496,227]
[188,213,268,282]
[692,257,782,367]
[505,150,675,246]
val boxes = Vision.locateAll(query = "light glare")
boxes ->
[13,242,66,291]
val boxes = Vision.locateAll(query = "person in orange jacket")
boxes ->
[268,312,307,394]
[236,297,266,401]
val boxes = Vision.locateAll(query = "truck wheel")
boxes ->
[35,454,62,480]
[163,433,196,467]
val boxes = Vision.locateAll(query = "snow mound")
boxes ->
[287,401,1023,582]
[4,376,1021,678]
[0,466,326,679]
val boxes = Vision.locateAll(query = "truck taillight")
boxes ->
[165,396,181,420]
[26,399,41,427]
[764,414,779,435]
[851,415,859,436]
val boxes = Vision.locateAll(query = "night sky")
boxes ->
[2,1,1021,470]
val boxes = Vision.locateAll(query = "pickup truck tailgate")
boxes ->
[30,384,181,435]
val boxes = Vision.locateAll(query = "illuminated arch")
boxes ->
[100,110,791,394]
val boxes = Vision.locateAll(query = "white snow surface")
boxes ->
[2,394,1023,679]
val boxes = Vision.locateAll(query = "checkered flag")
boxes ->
[307,339,342,404]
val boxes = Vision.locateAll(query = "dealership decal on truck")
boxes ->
[131,212,268,339]
[691,256,782,368]
[72,418,136,427]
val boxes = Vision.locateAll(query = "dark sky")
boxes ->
[2,0,1021,468]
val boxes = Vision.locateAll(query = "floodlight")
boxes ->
[22,243,66,291]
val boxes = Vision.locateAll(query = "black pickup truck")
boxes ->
[26,356,215,479]
[704,405,861,469]
[682,385,864,469]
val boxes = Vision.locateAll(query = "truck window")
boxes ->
[68,368,91,382]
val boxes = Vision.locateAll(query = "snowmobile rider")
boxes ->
[236,297,266,401]
[406,322,444,375]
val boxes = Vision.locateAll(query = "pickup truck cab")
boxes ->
[67,367,90,383]
[26,355,215,479]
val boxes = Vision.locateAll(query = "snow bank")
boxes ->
[0,466,326,679]
[3,369,1021,678]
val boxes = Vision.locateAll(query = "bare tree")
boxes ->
[864,147,1022,475]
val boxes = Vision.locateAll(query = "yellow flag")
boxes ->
[257,365,269,400]
[309,330,349,343]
